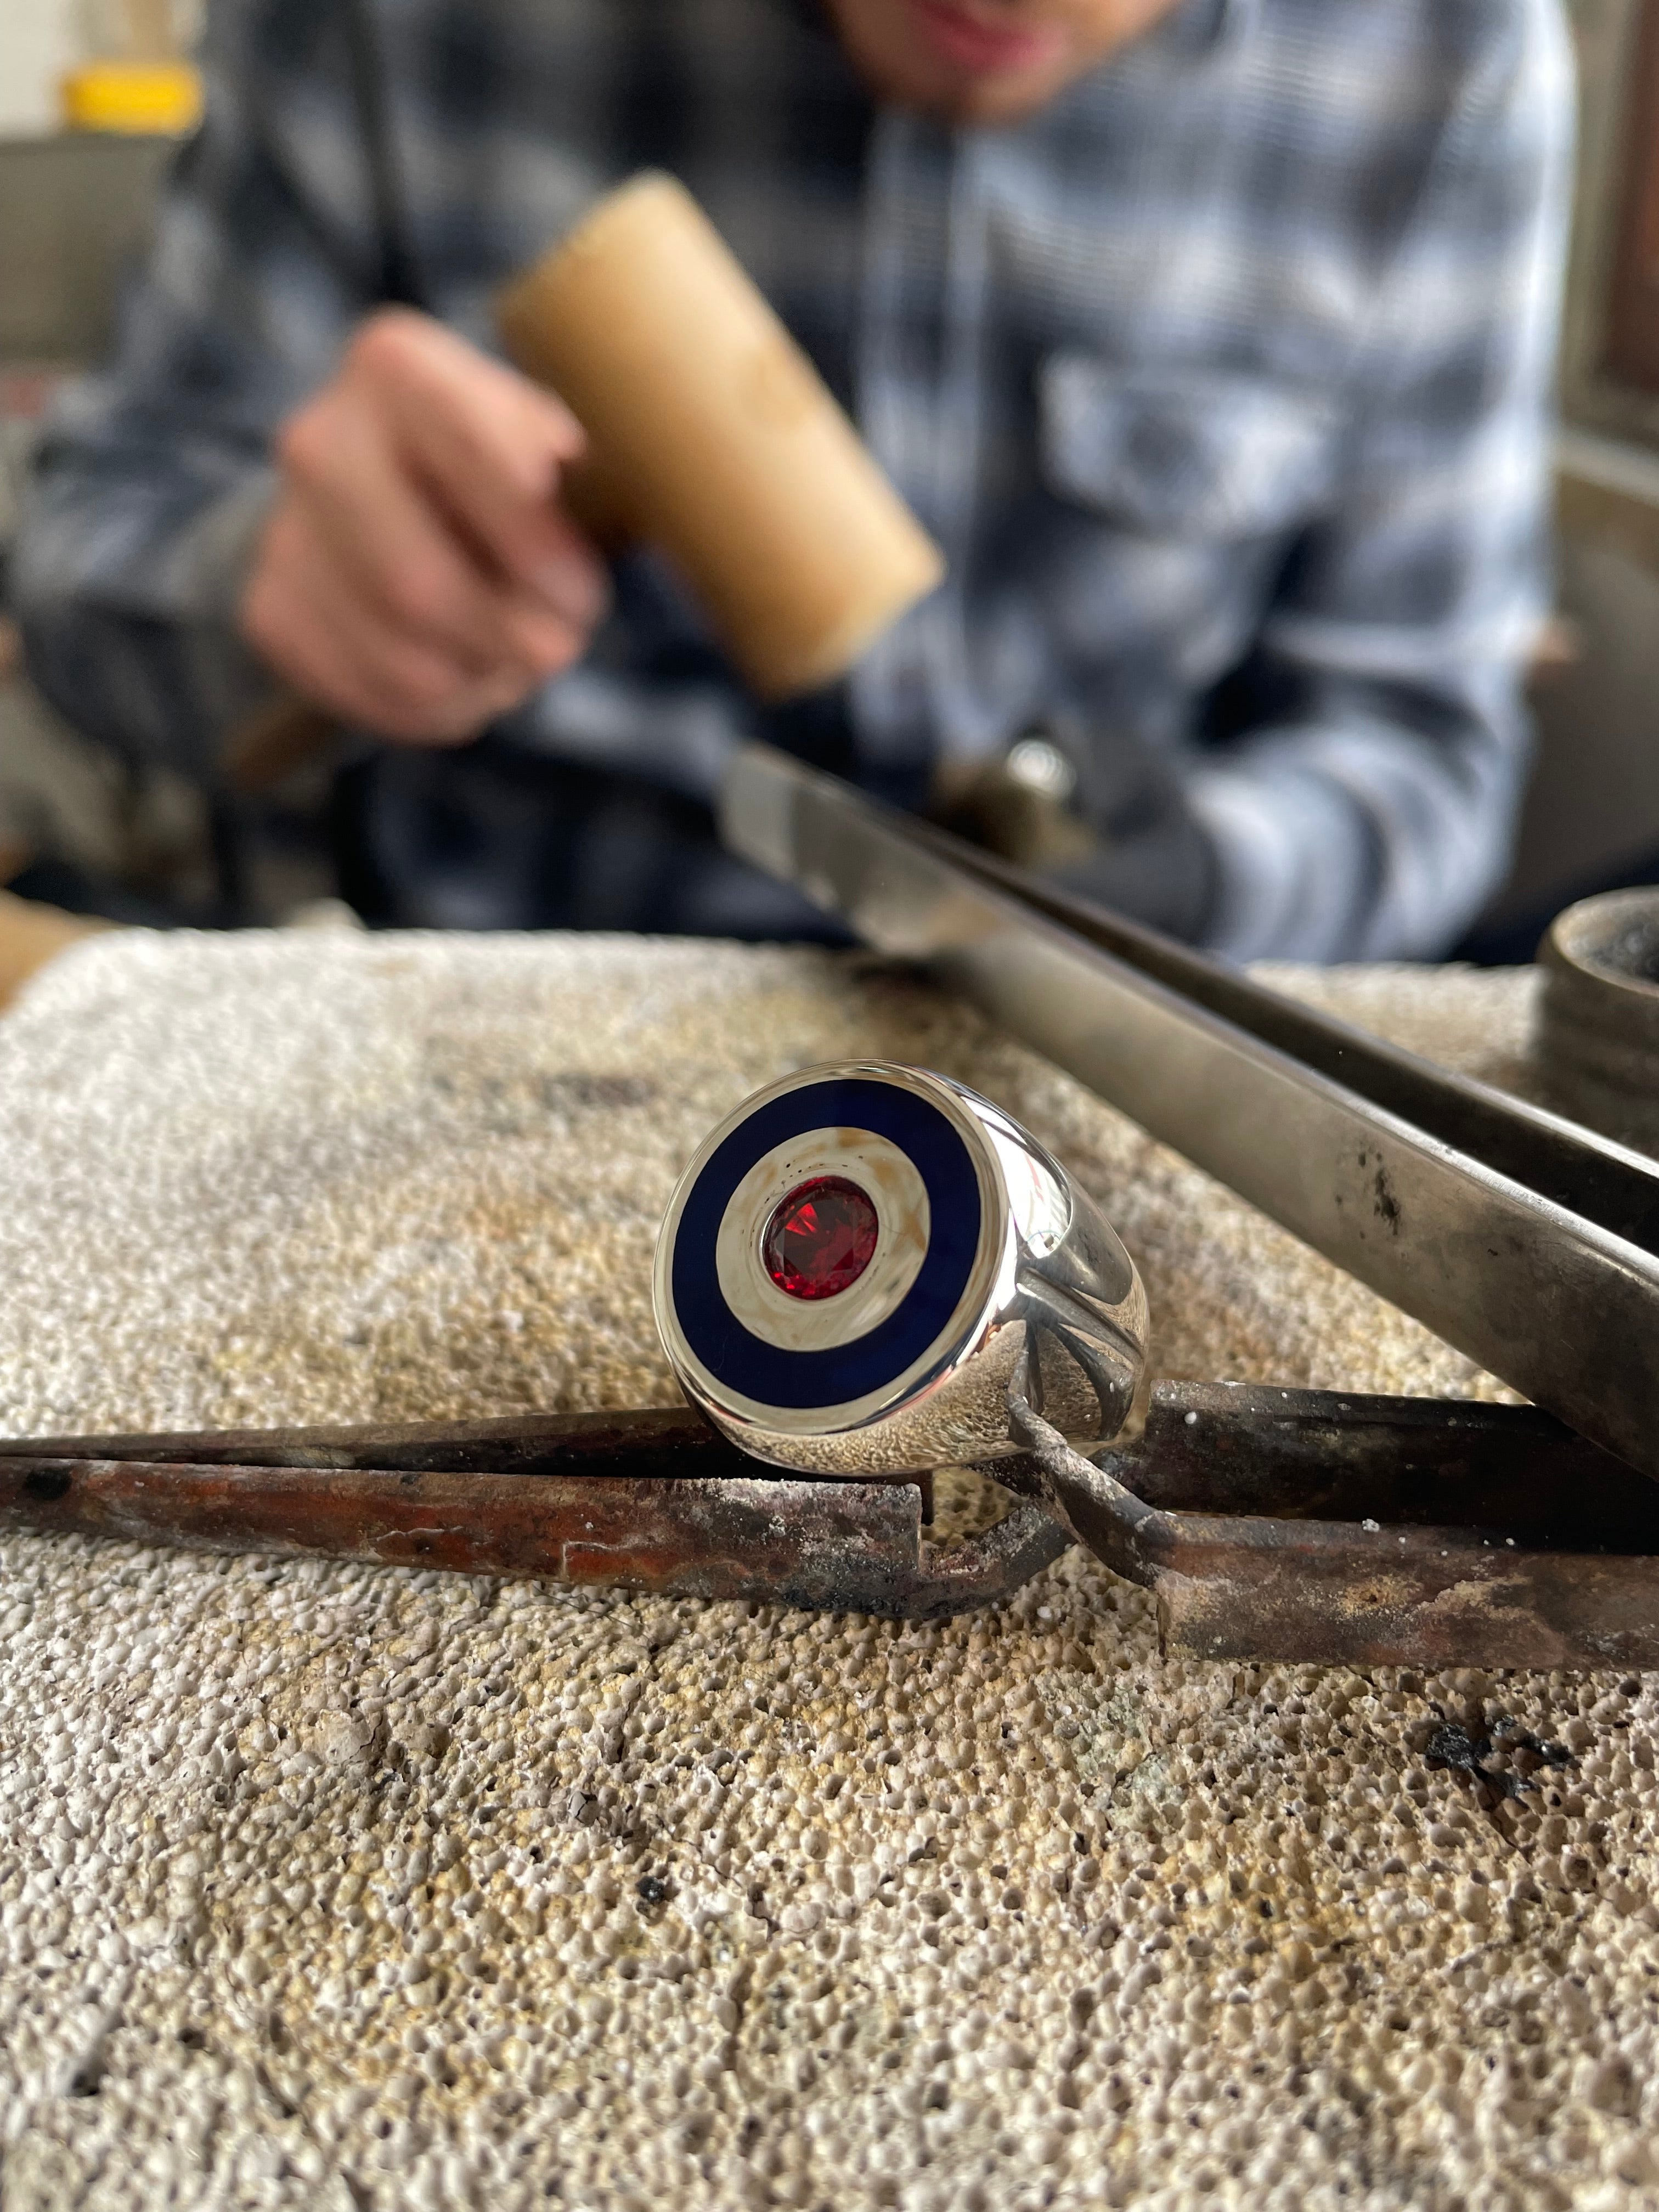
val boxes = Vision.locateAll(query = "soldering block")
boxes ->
[0,926,1648,2211]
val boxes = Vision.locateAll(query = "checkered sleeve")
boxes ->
[1186,0,1576,962]
[13,0,380,778]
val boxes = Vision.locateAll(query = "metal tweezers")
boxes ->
[8,746,1659,1669]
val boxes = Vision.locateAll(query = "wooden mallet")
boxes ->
[496,171,944,700]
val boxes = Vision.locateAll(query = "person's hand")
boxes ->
[240,309,609,743]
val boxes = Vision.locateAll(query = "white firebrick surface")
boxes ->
[0,929,1650,2211]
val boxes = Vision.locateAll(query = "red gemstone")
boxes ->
[763,1176,879,1301]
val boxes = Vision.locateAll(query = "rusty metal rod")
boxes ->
[0,1404,753,1480]
[0,1409,1066,1621]
[1050,1383,1659,1669]
[9,1385,1659,1661]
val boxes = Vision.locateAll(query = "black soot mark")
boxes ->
[1424,1716,1572,1803]
[1347,1148,1402,1236]
[1368,1155,1402,1235]
[22,1469,72,1502]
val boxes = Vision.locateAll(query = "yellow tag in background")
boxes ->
[62,61,202,134]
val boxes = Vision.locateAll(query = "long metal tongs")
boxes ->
[6,1386,1659,1666]
[722,743,1659,1483]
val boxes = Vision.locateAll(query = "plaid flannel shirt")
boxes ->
[16,0,1573,957]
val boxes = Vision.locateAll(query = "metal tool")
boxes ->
[0,1406,1066,1621]
[721,743,1659,1483]
[7,1385,1659,1666]
[1042,1383,1659,1670]
[1539,887,1659,1155]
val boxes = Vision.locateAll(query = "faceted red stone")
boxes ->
[763,1176,879,1301]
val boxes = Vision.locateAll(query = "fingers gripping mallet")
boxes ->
[224,174,944,795]
[496,172,945,700]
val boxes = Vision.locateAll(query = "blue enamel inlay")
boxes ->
[670,1079,983,1410]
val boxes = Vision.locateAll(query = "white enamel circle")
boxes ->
[714,1126,930,1353]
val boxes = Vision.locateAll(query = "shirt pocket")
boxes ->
[1037,354,1342,542]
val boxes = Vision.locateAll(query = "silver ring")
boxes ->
[652,1061,1148,1476]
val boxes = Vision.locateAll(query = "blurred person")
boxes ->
[15,0,1573,955]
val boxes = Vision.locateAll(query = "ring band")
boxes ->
[653,1062,1148,1476]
